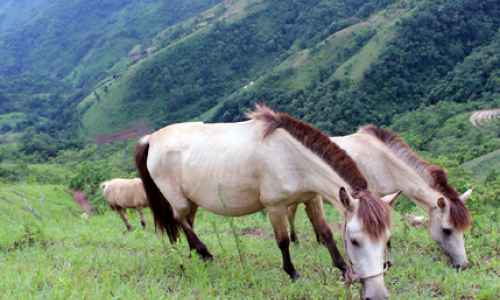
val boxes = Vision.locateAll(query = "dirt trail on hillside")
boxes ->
[469,109,500,127]
[71,190,94,214]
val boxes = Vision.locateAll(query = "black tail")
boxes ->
[134,140,180,243]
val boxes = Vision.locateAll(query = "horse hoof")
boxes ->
[291,273,302,282]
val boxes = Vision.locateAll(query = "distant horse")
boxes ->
[99,178,149,230]
[288,125,472,269]
[135,105,397,300]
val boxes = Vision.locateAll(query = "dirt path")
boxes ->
[71,190,94,214]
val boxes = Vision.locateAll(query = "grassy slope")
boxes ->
[463,150,500,180]
[200,7,411,122]
[81,3,407,137]
[0,0,55,34]
[0,183,83,222]
[330,9,407,82]
[80,0,266,137]
[0,204,498,298]
[0,0,223,83]
[0,112,27,127]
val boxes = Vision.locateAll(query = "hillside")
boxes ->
[0,0,55,34]
[80,0,403,137]
[0,0,224,87]
[78,0,500,153]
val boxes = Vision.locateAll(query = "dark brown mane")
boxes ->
[358,124,472,230]
[247,105,391,240]
[353,191,392,240]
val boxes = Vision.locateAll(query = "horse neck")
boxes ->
[332,134,442,214]
[280,133,350,214]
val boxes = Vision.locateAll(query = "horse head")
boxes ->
[427,189,472,269]
[340,188,400,300]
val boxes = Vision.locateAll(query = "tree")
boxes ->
[69,161,111,195]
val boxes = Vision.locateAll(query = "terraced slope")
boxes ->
[80,2,409,137]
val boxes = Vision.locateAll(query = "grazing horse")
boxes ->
[288,125,472,269]
[99,178,149,230]
[135,105,396,300]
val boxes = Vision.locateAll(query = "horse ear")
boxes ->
[381,191,402,207]
[339,187,353,212]
[459,189,473,202]
[437,198,446,209]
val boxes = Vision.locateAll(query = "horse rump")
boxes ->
[134,140,180,243]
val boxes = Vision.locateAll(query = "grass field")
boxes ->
[1,194,498,299]
[0,183,84,222]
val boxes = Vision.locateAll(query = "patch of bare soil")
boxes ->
[241,228,263,236]
[71,190,94,214]
[95,124,149,143]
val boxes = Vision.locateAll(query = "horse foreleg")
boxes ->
[117,207,133,231]
[268,206,301,281]
[136,207,146,228]
[180,219,213,261]
[287,204,299,243]
[304,198,347,277]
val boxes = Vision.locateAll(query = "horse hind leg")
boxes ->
[152,178,212,260]
[304,201,323,244]
[117,207,133,231]
[136,207,146,228]
[268,205,301,281]
[304,197,347,276]
[180,219,213,261]
[186,201,199,229]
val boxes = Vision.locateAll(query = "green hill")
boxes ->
[0,0,55,34]
[463,150,500,180]
[0,0,224,87]
[0,183,84,221]
[77,0,500,147]
[80,0,403,137]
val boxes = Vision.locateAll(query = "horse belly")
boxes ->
[185,174,264,217]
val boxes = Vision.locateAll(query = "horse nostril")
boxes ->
[364,298,371,300]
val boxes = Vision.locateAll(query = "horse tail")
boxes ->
[134,137,180,243]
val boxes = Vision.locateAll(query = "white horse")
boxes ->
[288,125,472,269]
[135,105,398,300]
[100,178,149,230]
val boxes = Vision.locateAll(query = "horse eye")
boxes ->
[351,239,359,247]
[443,228,452,235]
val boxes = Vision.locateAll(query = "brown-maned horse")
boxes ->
[134,105,397,300]
[288,125,472,269]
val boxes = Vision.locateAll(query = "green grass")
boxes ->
[331,8,411,82]
[0,196,498,298]
[463,150,500,180]
[0,183,84,222]
[0,113,27,128]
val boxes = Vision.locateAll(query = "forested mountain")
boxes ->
[0,0,224,86]
[2,0,500,167]
[0,0,55,34]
